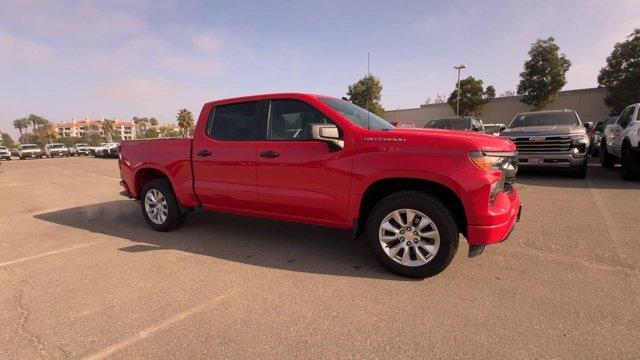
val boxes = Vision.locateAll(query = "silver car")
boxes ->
[500,109,591,178]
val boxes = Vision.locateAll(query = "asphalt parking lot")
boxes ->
[1,157,639,359]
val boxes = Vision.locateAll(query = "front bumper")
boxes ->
[517,152,587,168]
[22,152,40,158]
[467,197,522,246]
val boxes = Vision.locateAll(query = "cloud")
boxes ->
[96,76,173,104]
[0,28,53,67]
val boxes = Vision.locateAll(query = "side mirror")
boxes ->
[500,125,506,132]
[584,122,593,130]
[311,124,344,150]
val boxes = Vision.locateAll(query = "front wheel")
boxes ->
[140,178,186,231]
[366,191,458,278]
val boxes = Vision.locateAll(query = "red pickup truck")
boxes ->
[119,93,521,278]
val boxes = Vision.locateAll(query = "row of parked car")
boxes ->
[391,102,640,180]
[0,142,121,160]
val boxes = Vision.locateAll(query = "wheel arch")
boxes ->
[133,167,172,199]
[355,177,467,239]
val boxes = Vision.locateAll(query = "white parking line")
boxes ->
[0,241,101,267]
[83,293,232,360]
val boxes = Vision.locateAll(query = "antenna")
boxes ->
[367,52,371,130]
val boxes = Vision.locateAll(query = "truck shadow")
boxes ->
[34,200,414,281]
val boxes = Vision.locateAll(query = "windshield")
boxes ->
[320,98,394,130]
[50,144,65,148]
[425,118,470,130]
[606,117,618,125]
[0,146,6,150]
[21,145,39,150]
[76,143,89,147]
[510,112,580,128]
[594,122,604,132]
[484,125,502,134]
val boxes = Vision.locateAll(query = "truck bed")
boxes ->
[119,138,199,207]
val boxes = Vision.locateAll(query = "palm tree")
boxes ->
[13,118,28,136]
[101,119,116,142]
[177,109,194,137]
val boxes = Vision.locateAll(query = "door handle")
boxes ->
[259,150,280,158]
[197,149,212,157]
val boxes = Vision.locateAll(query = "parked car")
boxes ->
[10,148,19,157]
[105,143,120,158]
[390,121,416,128]
[424,116,484,132]
[17,144,43,159]
[119,93,522,278]
[44,143,70,158]
[93,143,117,157]
[69,143,91,156]
[600,103,640,180]
[588,120,606,156]
[500,109,591,178]
[483,123,506,136]
[0,146,11,160]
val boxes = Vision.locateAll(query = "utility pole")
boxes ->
[453,64,467,116]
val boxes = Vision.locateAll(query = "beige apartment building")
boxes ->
[52,118,137,140]
[383,87,611,127]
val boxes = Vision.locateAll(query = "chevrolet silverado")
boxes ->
[119,93,522,278]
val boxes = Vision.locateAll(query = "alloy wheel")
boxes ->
[144,189,169,224]
[378,208,440,267]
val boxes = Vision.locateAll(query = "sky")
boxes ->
[1,0,639,139]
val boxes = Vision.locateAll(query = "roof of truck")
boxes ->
[206,93,336,105]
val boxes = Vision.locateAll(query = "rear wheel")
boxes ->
[621,147,640,180]
[140,178,186,231]
[366,191,458,278]
[600,142,615,168]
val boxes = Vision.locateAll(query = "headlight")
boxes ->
[571,134,589,145]
[469,151,515,170]
[470,151,518,206]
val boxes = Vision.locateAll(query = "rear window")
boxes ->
[510,112,580,128]
[425,118,470,130]
[209,102,260,140]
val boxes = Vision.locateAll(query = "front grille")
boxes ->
[511,136,571,153]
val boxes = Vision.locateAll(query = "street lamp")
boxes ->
[453,64,467,116]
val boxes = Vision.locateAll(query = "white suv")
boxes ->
[18,144,43,159]
[44,143,70,158]
[0,146,11,160]
[600,103,640,180]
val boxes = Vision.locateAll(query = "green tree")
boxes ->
[149,117,158,126]
[13,118,28,136]
[27,114,48,130]
[447,76,495,116]
[598,29,640,115]
[101,119,116,142]
[1,133,14,147]
[177,109,194,137]
[346,74,385,116]
[517,37,571,111]
[145,128,160,138]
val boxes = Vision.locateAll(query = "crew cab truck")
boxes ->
[600,103,640,180]
[119,93,521,278]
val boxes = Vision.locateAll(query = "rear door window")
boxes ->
[209,102,260,140]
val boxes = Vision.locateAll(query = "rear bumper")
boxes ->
[466,199,522,246]
[119,180,132,198]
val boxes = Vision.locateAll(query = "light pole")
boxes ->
[453,64,467,116]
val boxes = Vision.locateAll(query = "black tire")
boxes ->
[366,191,459,278]
[621,147,640,181]
[600,142,615,168]
[140,178,186,231]
[570,162,588,179]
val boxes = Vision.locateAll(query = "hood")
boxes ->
[390,128,516,152]
[500,124,586,138]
